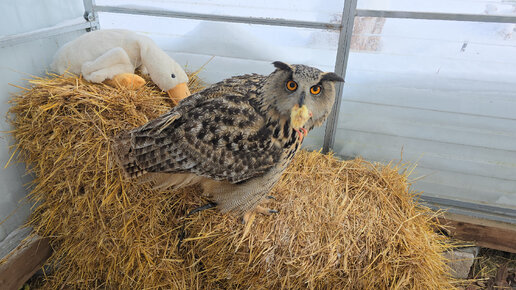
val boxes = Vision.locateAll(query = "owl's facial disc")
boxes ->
[268,61,344,136]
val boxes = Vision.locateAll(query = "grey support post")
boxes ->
[83,0,100,31]
[323,0,358,154]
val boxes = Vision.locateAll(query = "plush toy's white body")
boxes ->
[51,29,190,101]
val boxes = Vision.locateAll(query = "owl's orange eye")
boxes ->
[286,80,298,91]
[310,85,321,95]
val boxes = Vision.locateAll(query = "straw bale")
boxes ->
[7,73,455,289]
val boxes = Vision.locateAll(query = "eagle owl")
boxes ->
[112,61,344,222]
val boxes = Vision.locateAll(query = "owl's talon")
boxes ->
[177,202,217,250]
[187,202,217,216]
[242,211,253,224]
[262,195,275,205]
[241,205,278,224]
[294,128,304,142]
[255,205,276,215]
[294,127,308,142]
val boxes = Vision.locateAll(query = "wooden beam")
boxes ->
[0,228,51,290]
[437,213,516,254]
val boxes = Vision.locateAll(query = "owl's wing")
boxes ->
[124,79,282,184]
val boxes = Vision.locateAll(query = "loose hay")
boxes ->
[7,73,455,289]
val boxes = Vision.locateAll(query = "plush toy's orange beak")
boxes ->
[167,82,191,105]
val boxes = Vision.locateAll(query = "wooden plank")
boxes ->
[0,229,51,290]
[437,213,516,253]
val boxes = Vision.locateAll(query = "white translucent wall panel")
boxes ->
[0,0,86,242]
[358,0,516,16]
[335,17,516,209]
[98,12,340,149]
[97,0,344,23]
[0,0,84,36]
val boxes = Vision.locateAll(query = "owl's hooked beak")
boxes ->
[290,104,313,142]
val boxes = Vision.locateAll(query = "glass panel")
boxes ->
[336,17,516,209]
[0,0,84,36]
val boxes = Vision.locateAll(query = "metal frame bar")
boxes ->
[421,196,516,225]
[322,0,358,153]
[0,20,91,48]
[83,0,100,31]
[421,196,516,217]
[94,5,341,30]
[356,9,516,24]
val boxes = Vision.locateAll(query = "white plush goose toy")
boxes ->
[51,29,191,104]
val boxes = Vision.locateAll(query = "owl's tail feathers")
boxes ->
[110,131,147,178]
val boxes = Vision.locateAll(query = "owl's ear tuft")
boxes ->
[272,61,292,72]
[321,72,344,83]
